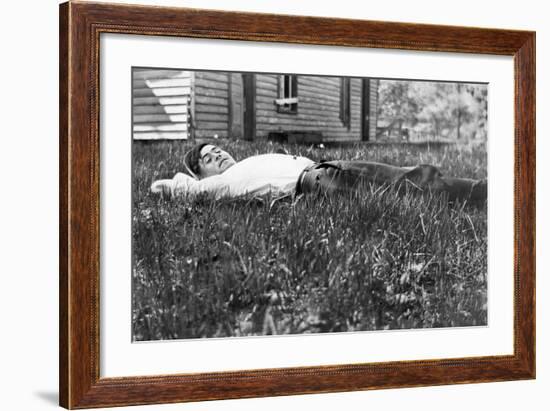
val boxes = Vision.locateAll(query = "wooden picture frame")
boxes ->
[59,1,535,408]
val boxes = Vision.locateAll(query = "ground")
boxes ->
[132,139,487,341]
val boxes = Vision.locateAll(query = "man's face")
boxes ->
[198,145,236,178]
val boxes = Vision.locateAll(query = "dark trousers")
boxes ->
[298,161,487,206]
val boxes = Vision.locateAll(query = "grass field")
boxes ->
[132,139,487,341]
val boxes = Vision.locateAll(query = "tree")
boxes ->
[377,79,488,141]
[378,81,420,123]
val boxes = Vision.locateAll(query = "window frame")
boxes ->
[275,74,298,114]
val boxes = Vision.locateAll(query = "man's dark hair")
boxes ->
[183,142,209,179]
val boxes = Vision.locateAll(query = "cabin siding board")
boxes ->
[194,96,228,106]
[132,68,192,140]
[133,96,189,106]
[132,69,191,80]
[134,105,188,115]
[195,71,231,83]
[133,86,192,98]
[134,114,189,123]
[195,104,228,113]
[133,78,191,89]
[195,86,230,97]
[195,112,229,122]
[134,123,188,132]
[134,131,189,140]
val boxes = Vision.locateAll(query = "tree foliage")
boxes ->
[378,80,488,141]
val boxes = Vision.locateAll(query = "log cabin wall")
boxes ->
[193,71,230,139]
[132,69,378,142]
[255,74,363,142]
[132,69,192,140]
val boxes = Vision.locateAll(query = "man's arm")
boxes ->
[151,172,230,199]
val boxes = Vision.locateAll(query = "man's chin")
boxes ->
[220,160,236,172]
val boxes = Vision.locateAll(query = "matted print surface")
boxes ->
[131,67,488,342]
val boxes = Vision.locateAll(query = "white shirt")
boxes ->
[172,154,314,199]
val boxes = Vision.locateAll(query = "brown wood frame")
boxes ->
[59,1,535,408]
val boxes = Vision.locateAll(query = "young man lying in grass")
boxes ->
[151,142,487,205]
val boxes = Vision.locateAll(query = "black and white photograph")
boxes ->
[131,67,488,342]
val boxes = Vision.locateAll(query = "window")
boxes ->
[340,77,351,128]
[275,74,298,114]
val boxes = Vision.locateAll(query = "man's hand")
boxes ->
[151,173,198,199]
[151,179,175,198]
